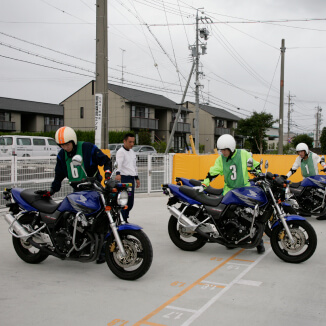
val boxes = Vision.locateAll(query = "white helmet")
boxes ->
[55,126,77,146]
[296,143,309,155]
[217,134,236,152]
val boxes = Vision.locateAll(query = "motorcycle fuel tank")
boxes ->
[301,175,326,188]
[57,190,102,215]
[221,186,268,207]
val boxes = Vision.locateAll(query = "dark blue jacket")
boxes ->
[51,141,112,193]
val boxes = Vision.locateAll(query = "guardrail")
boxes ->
[0,154,173,208]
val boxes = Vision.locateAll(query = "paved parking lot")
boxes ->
[1,193,326,326]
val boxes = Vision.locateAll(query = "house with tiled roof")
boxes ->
[60,80,192,151]
[0,97,63,132]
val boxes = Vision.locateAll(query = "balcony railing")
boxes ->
[131,117,158,130]
[0,121,15,131]
[169,121,191,133]
[215,127,231,135]
[44,124,63,132]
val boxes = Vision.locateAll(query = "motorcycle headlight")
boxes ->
[117,190,129,207]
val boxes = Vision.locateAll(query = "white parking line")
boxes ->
[166,306,198,313]
[180,247,272,326]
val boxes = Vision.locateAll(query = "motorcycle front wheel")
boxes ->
[105,229,153,280]
[270,220,317,263]
[168,216,207,251]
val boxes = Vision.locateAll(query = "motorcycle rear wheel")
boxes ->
[270,220,317,263]
[12,237,49,264]
[168,216,207,251]
[105,229,153,280]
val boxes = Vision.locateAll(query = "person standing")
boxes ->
[202,134,265,254]
[115,133,140,221]
[51,126,112,194]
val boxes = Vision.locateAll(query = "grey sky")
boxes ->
[1,0,326,135]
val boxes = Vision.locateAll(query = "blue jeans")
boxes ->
[120,175,136,221]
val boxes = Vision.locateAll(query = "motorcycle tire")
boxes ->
[168,216,207,251]
[105,229,153,281]
[270,220,317,263]
[12,237,49,264]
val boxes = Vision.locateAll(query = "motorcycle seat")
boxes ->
[20,189,61,214]
[180,186,223,206]
[290,182,301,188]
[189,179,223,196]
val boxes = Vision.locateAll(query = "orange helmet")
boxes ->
[55,126,77,146]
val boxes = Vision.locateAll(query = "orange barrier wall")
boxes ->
[172,153,317,188]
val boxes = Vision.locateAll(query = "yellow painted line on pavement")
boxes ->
[133,248,245,326]
[232,258,255,262]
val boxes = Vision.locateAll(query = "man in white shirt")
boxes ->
[115,133,140,221]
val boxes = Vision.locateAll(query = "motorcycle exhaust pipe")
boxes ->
[167,206,197,229]
[4,213,30,239]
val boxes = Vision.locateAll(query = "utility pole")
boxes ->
[287,91,295,142]
[194,10,200,154]
[193,9,211,154]
[95,0,108,149]
[118,48,126,85]
[315,106,322,147]
[278,39,286,154]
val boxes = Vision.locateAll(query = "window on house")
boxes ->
[216,119,224,128]
[0,112,10,121]
[132,106,149,118]
[80,107,84,119]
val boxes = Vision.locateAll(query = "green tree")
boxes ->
[235,112,276,154]
[138,129,151,145]
[320,127,326,153]
[292,134,313,149]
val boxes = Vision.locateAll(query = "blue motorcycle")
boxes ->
[162,163,317,263]
[3,155,153,280]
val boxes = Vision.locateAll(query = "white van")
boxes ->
[0,135,60,157]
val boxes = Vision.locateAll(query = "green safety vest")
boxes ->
[221,149,245,191]
[301,153,316,177]
[65,141,87,182]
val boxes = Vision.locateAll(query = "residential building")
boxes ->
[0,97,63,133]
[60,81,192,151]
[184,102,241,152]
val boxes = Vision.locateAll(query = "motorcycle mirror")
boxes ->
[321,155,325,163]
[247,158,253,168]
[264,160,269,169]
[72,155,83,167]
[71,155,88,177]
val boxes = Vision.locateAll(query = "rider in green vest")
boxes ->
[285,142,326,220]
[50,126,112,194]
[286,143,325,179]
[202,134,265,254]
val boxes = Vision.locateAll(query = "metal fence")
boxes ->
[0,154,174,208]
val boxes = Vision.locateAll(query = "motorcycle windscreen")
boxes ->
[221,186,268,207]
[301,175,326,188]
[57,190,102,215]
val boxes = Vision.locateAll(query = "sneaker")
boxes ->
[316,215,326,220]
[256,240,265,254]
